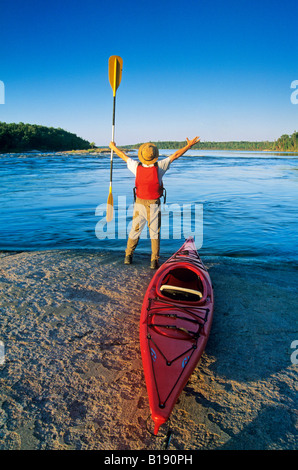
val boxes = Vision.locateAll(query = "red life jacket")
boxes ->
[135,163,163,200]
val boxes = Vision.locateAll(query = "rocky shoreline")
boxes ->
[0,250,297,450]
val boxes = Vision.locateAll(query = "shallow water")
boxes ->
[1,149,297,264]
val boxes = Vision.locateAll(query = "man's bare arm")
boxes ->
[109,142,129,162]
[169,137,200,162]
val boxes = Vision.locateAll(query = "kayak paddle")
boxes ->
[106,55,123,222]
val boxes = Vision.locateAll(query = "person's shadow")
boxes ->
[189,261,298,449]
[206,262,297,382]
[217,405,297,450]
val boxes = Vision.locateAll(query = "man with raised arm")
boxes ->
[109,137,200,269]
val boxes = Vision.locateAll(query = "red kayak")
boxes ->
[140,237,214,435]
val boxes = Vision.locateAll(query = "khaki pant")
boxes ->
[126,197,161,261]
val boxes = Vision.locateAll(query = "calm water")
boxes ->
[1,149,298,264]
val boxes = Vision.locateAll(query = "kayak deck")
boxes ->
[140,238,214,435]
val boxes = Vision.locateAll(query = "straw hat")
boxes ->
[138,143,159,165]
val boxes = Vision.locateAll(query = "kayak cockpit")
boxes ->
[160,285,202,301]
[158,267,204,302]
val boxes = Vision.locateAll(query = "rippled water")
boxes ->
[1,149,297,264]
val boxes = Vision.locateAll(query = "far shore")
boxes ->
[59,148,298,155]
[2,147,298,155]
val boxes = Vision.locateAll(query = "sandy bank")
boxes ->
[0,249,297,450]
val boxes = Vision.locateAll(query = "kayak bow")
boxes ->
[140,237,214,435]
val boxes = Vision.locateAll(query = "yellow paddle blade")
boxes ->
[109,56,123,96]
[106,190,114,222]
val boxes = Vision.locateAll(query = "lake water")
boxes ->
[1,149,297,265]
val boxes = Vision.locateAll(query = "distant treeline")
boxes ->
[1,122,298,153]
[127,132,298,152]
[0,122,90,152]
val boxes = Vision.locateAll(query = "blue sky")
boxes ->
[1,0,297,145]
